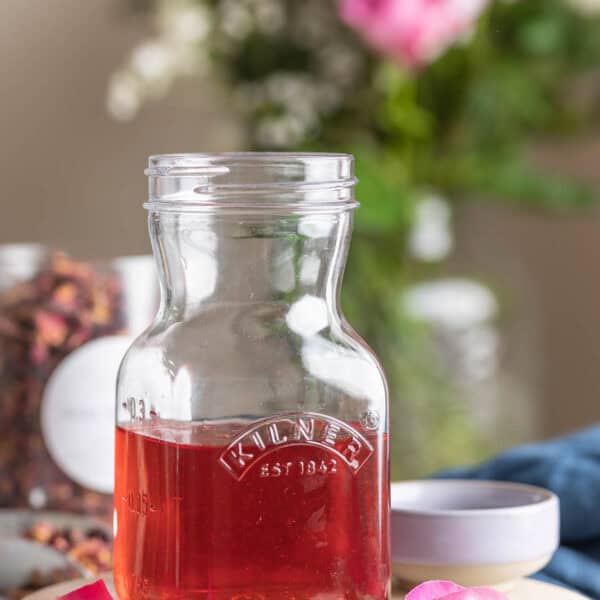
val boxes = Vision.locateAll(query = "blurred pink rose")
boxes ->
[339,0,489,69]
[406,580,508,600]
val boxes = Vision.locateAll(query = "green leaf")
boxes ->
[474,156,596,210]
[429,152,596,210]
[351,149,415,234]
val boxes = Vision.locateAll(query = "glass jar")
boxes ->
[0,246,157,517]
[114,153,390,599]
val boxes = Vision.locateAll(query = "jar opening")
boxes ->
[144,152,358,213]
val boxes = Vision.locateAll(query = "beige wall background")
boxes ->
[0,0,239,257]
[2,0,599,440]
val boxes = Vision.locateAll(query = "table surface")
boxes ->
[23,575,589,599]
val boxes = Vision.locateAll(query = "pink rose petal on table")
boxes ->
[406,580,466,599]
[406,580,509,600]
[57,579,113,600]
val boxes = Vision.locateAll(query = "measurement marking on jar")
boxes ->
[360,409,380,430]
[120,491,182,516]
[260,458,337,478]
[130,574,150,599]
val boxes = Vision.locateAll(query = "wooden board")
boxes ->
[24,575,589,599]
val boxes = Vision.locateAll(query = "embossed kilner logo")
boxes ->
[219,412,373,480]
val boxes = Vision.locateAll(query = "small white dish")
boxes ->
[0,538,83,591]
[391,480,560,588]
[0,510,110,595]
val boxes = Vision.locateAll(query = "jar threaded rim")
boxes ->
[144,152,358,213]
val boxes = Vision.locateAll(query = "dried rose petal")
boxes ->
[52,282,79,308]
[57,579,113,600]
[35,311,68,346]
[29,339,49,364]
[0,315,19,337]
[53,253,94,282]
[406,581,508,600]
[27,521,54,544]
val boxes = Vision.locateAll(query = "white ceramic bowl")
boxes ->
[391,480,560,588]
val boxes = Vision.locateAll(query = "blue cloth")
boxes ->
[438,425,600,598]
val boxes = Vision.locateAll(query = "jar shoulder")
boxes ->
[117,304,388,420]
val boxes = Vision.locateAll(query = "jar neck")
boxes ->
[149,211,353,319]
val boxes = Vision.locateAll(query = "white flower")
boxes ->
[565,0,600,15]
[219,0,253,40]
[317,44,363,87]
[293,0,336,48]
[403,278,497,330]
[255,113,310,148]
[130,41,175,83]
[107,71,142,121]
[408,195,453,262]
[254,0,286,35]
[162,5,211,43]
[235,83,266,111]
[315,83,342,113]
